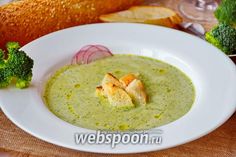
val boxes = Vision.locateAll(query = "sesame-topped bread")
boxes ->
[0,0,143,48]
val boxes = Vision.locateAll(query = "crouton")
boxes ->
[119,73,137,87]
[126,79,147,105]
[102,73,124,89]
[103,83,134,109]
[95,86,105,97]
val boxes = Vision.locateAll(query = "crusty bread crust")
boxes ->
[0,0,143,48]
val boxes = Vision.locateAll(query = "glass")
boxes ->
[178,0,218,22]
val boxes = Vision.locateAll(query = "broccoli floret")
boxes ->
[0,42,34,89]
[205,23,236,55]
[0,68,11,88]
[0,49,5,68]
[215,0,236,27]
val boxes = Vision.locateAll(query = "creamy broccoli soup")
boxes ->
[44,55,195,131]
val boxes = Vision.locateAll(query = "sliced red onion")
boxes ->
[71,50,86,64]
[86,50,113,64]
[71,45,113,65]
[80,45,94,51]
[83,46,101,63]
[94,45,113,55]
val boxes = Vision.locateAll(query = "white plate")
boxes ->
[1,23,236,154]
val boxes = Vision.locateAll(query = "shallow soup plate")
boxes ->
[0,23,236,154]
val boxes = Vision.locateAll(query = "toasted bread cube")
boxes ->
[103,83,134,109]
[119,73,137,87]
[126,79,147,105]
[102,73,124,90]
[95,86,105,97]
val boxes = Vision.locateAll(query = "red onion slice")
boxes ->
[94,45,113,55]
[86,50,113,64]
[80,45,94,51]
[83,46,100,63]
[71,45,113,65]
[71,50,86,64]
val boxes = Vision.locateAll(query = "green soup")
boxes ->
[44,55,195,131]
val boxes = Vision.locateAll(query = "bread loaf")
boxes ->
[100,6,183,28]
[0,0,143,48]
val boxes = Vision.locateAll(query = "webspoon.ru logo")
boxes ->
[74,130,163,148]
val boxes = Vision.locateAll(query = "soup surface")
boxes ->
[44,55,195,131]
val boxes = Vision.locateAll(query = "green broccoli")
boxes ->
[205,23,236,55]
[215,0,236,27]
[0,49,5,68]
[0,42,34,88]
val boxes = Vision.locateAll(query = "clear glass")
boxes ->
[178,0,218,22]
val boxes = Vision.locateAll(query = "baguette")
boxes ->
[0,0,143,48]
[100,6,182,28]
